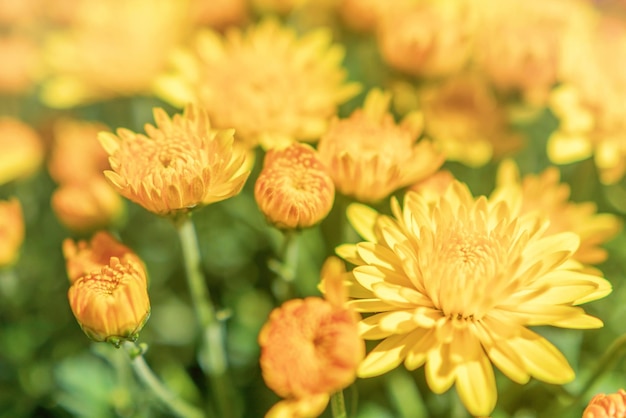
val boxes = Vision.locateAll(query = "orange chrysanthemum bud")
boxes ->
[255,143,335,230]
[583,389,626,418]
[99,104,250,217]
[0,198,24,267]
[67,256,150,346]
[259,257,363,417]
[52,177,124,233]
[63,231,145,284]
[0,117,43,185]
[318,88,443,203]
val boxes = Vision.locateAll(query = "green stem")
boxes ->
[177,217,235,418]
[330,391,347,418]
[123,341,205,418]
[269,229,300,302]
[576,333,626,402]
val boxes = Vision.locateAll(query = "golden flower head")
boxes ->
[259,256,364,417]
[494,159,622,265]
[0,198,24,268]
[52,177,125,233]
[68,256,150,346]
[155,18,359,149]
[99,104,250,217]
[48,118,112,185]
[376,0,475,78]
[318,88,443,203]
[421,74,524,168]
[0,117,44,185]
[255,142,334,230]
[583,389,626,418]
[41,0,188,108]
[337,180,611,416]
[63,231,145,285]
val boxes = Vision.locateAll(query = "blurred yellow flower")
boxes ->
[63,231,145,285]
[0,34,41,95]
[421,74,524,167]
[339,0,388,32]
[583,389,626,418]
[188,0,248,30]
[99,104,250,217]
[318,89,443,203]
[337,181,611,416]
[156,18,359,148]
[0,117,44,185]
[48,118,111,185]
[376,0,474,78]
[67,255,150,345]
[259,256,364,417]
[0,198,24,268]
[41,0,188,107]
[52,178,125,233]
[255,143,334,230]
[494,160,622,265]
[0,0,38,26]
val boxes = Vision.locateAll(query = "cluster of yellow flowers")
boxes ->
[1,0,625,417]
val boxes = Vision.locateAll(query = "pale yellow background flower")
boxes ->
[0,198,24,268]
[0,117,44,185]
[156,18,359,149]
[100,104,250,216]
[318,89,443,203]
[337,181,611,416]
[0,34,41,95]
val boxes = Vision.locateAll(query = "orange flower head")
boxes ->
[48,118,111,185]
[255,143,334,230]
[0,34,40,95]
[63,231,145,284]
[318,88,443,203]
[494,159,622,265]
[99,104,250,217]
[68,256,150,345]
[0,198,24,267]
[259,257,364,417]
[340,0,389,33]
[0,117,44,185]
[52,178,125,233]
[377,0,474,78]
[156,18,359,148]
[583,389,626,418]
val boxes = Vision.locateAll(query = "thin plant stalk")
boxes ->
[177,216,236,418]
[331,391,347,418]
[123,341,205,418]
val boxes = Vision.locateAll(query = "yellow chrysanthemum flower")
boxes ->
[0,117,44,185]
[317,89,443,203]
[156,18,359,149]
[494,160,622,265]
[99,104,250,217]
[337,181,611,416]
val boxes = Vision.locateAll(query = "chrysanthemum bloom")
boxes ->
[259,256,364,417]
[99,104,250,217]
[550,16,626,184]
[0,34,41,95]
[0,198,24,268]
[421,74,524,168]
[376,0,475,78]
[48,119,111,185]
[41,0,188,107]
[472,0,594,106]
[0,117,44,185]
[52,178,125,233]
[68,255,150,345]
[255,143,334,230]
[155,19,359,149]
[63,231,145,284]
[336,181,611,416]
[583,389,626,418]
[494,160,622,265]
[318,89,443,203]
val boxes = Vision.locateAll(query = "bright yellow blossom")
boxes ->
[0,198,24,268]
[318,89,443,203]
[583,389,626,418]
[255,143,335,230]
[99,104,250,217]
[156,18,359,148]
[0,117,44,185]
[337,181,611,416]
